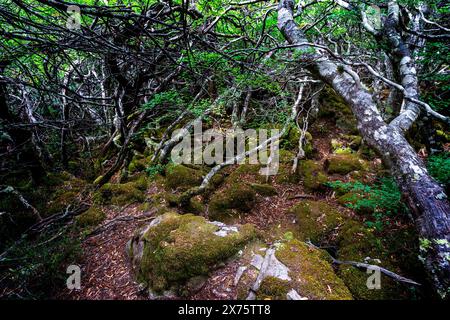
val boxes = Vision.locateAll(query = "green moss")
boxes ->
[325,155,364,175]
[318,87,358,134]
[331,136,362,154]
[278,149,295,164]
[436,130,450,142]
[209,183,256,220]
[237,269,259,299]
[318,87,351,117]
[93,182,145,205]
[125,173,149,191]
[226,164,262,184]
[274,164,300,184]
[288,200,345,243]
[283,128,314,157]
[348,136,363,150]
[138,198,171,216]
[164,193,181,206]
[75,206,106,227]
[163,191,205,214]
[129,212,257,294]
[164,164,204,191]
[331,139,344,150]
[186,198,206,214]
[335,147,353,155]
[275,239,352,300]
[250,183,278,196]
[43,171,72,187]
[93,175,104,185]
[128,153,149,174]
[336,220,410,300]
[286,127,301,149]
[138,202,153,212]
[298,160,327,191]
[47,191,79,215]
[256,276,290,300]
[358,142,377,160]
[46,173,87,215]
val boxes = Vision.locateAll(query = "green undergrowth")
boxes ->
[0,226,82,299]
[427,152,450,192]
[327,178,407,231]
[127,212,257,295]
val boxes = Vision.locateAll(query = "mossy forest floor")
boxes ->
[55,116,426,300]
[59,181,314,300]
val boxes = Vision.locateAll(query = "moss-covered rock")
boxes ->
[165,193,205,214]
[331,136,362,155]
[274,164,300,184]
[331,139,344,151]
[127,212,257,295]
[325,155,364,175]
[235,237,352,300]
[334,147,353,155]
[226,164,262,184]
[139,192,172,216]
[93,181,145,205]
[75,206,106,227]
[164,164,204,191]
[208,183,256,221]
[46,173,87,215]
[128,153,150,174]
[250,183,278,196]
[186,198,206,214]
[297,160,327,191]
[275,239,352,300]
[288,200,345,243]
[256,276,290,300]
[47,190,79,215]
[278,149,296,164]
[124,173,149,191]
[283,128,314,157]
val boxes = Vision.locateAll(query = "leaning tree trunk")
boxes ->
[278,0,450,298]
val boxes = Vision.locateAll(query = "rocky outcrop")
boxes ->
[235,239,352,300]
[297,160,327,191]
[126,212,257,297]
[325,154,366,175]
[208,183,256,221]
[288,200,346,243]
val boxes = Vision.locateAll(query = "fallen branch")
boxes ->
[0,185,42,221]
[332,259,421,286]
[306,241,421,286]
[0,203,89,263]
[287,194,316,200]
[86,211,156,238]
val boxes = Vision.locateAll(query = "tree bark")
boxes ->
[278,0,450,298]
